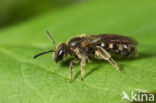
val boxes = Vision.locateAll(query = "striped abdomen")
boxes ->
[93,34,138,57]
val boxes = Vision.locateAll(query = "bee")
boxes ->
[34,31,138,82]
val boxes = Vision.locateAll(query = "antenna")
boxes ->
[33,30,56,59]
[46,30,56,50]
[33,50,55,59]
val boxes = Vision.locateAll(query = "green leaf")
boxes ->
[0,0,156,103]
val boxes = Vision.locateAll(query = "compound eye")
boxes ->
[54,43,68,62]
[58,49,65,58]
[54,49,64,62]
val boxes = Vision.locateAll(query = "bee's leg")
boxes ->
[87,58,92,63]
[95,46,122,72]
[69,59,79,83]
[107,58,122,72]
[80,56,87,81]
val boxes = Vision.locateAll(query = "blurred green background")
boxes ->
[0,0,156,103]
[0,0,80,28]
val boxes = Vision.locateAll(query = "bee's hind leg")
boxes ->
[69,59,79,83]
[95,46,122,72]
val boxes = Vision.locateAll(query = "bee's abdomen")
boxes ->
[98,42,137,57]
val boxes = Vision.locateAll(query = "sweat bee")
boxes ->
[34,31,138,82]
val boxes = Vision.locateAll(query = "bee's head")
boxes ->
[53,43,68,62]
[33,31,68,62]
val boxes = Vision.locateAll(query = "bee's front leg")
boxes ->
[69,59,79,83]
